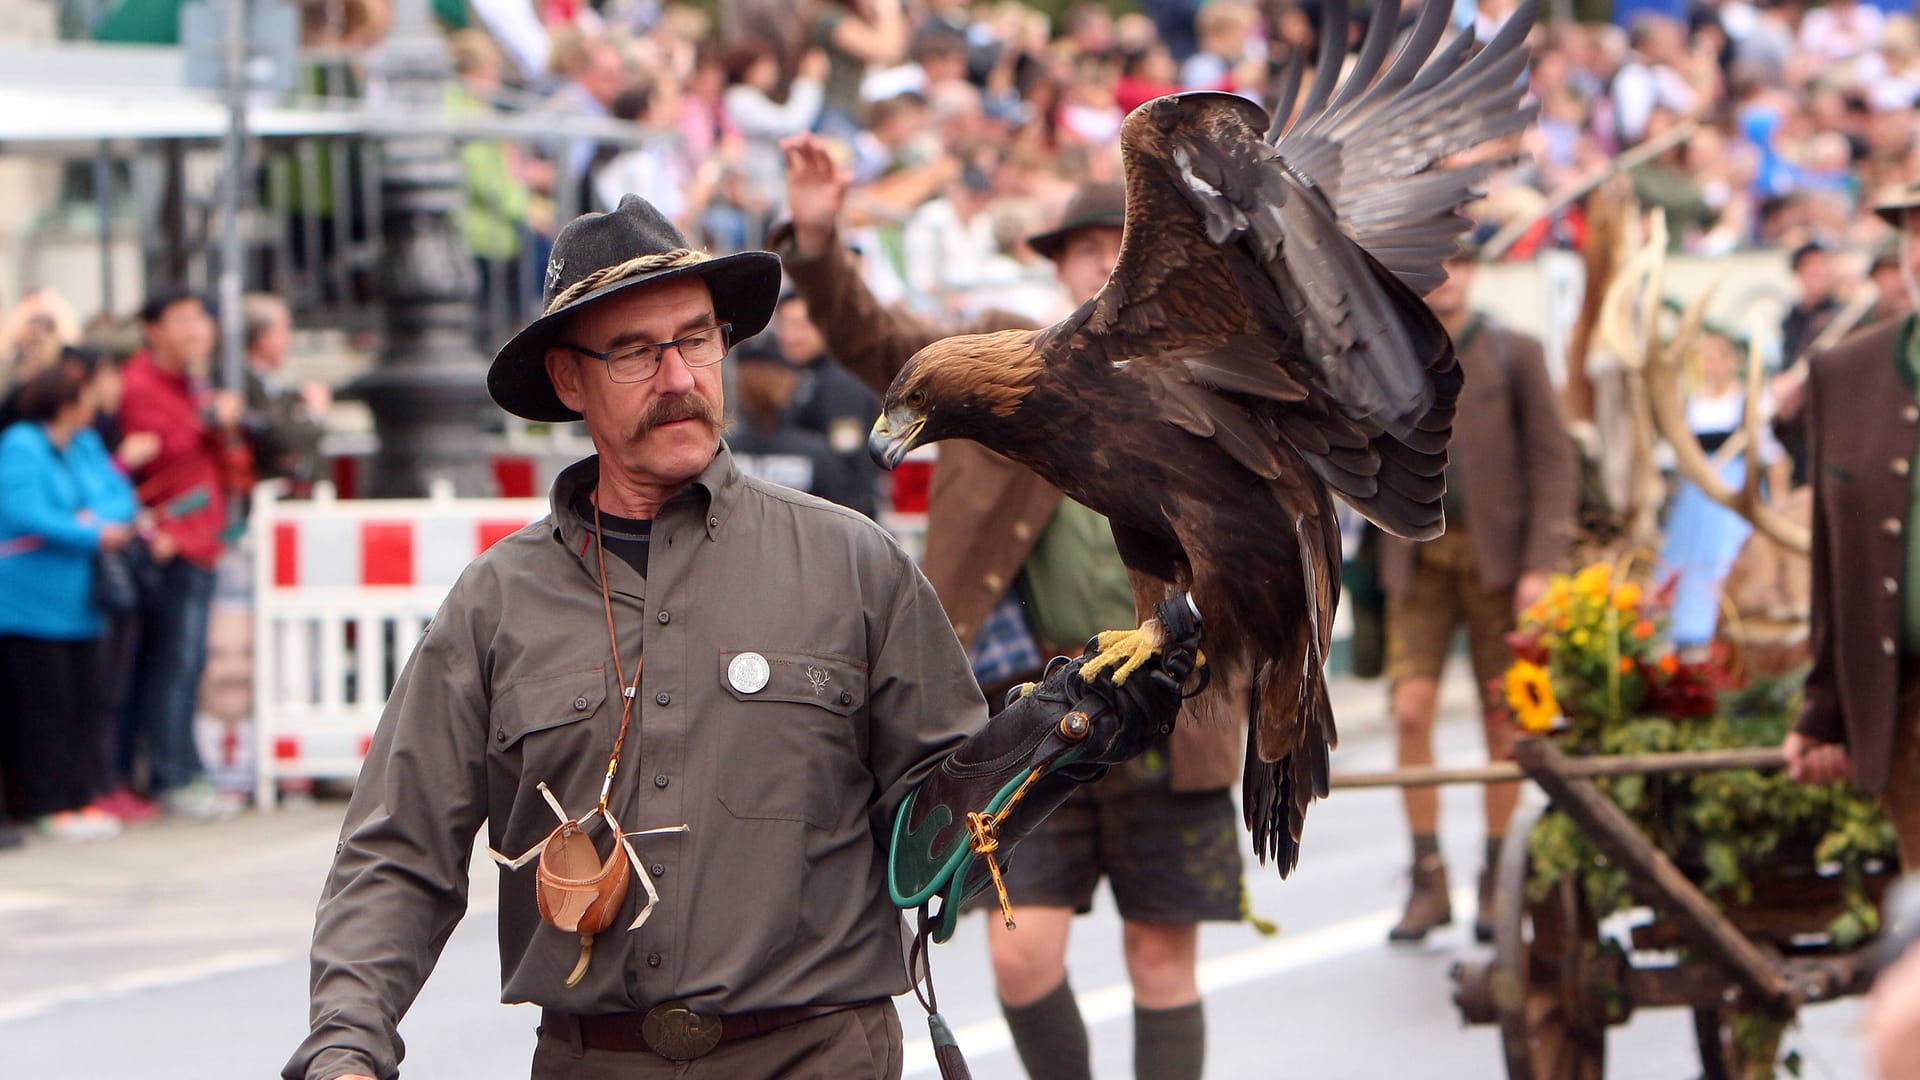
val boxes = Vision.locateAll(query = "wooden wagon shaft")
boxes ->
[1513,738,1796,1013]
[1330,746,1785,789]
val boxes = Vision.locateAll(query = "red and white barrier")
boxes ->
[250,480,547,808]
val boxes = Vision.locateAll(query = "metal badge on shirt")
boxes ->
[728,651,771,693]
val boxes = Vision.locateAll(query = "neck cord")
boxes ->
[593,500,645,817]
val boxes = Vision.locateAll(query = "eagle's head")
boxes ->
[869,329,1043,469]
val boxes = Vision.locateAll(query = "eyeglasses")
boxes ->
[559,323,733,384]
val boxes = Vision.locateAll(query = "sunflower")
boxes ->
[1505,660,1560,733]
[1573,563,1613,599]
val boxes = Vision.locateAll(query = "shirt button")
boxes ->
[1888,577,1901,596]
[573,696,589,711]
[650,863,665,877]
[1886,518,1905,538]
[495,729,507,743]
[1013,521,1033,541]
[1897,459,1912,477]
[1885,637,1899,657]
[657,610,670,624]
[647,953,662,968]
[1906,404,1920,424]
[839,691,853,706]
[708,516,719,529]
[655,691,671,706]
[654,774,669,788]
[984,572,1005,592]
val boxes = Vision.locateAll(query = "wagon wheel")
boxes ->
[1492,801,1608,1080]
[1695,1005,1784,1080]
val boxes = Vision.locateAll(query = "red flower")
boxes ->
[1505,631,1550,666]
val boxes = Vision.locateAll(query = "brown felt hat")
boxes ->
[489,195,781,422]
[1874,182,1920,227]
[1026,181,1128,259]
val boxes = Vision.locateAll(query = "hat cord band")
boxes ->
[544,248,710,316]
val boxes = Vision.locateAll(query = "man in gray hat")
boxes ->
[780,135,1242,1080]
[284,194,1198,1080]
[1783,183,1920,867]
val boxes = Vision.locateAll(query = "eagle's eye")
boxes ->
[906,390,928,410]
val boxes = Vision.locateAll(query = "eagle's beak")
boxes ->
[869,411,925,470]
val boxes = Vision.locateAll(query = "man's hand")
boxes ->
[781,134,850,258]
[97,524,133,552]
[1514,570,1552,618]
[1868,945,1920,1079]
[116,431,162,470]
[210,389,244,430]
[1783,730,1852,785]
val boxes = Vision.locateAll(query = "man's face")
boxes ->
[773,297,825,364]
[146,298,216,372]
[252,308,292,370]
[582,44,628,106]
[1427,257,1477,318]
[545,277,727,496]
[1797,251,1835,301]
[1052,226,1123,307]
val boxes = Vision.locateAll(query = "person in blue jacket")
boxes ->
[0,353,139,842]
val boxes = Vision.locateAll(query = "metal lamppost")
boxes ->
[343,0,494,497]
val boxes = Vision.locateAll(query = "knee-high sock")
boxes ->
[1001,979,1091,1080]
[1134,1002,1204,1080]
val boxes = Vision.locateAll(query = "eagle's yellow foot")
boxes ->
[1081,620,1165,685]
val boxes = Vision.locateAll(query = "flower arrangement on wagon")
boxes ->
[1502,562,1897,948]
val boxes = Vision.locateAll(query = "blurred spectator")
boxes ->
[1,288,79,394]
[1657,328,1790,648]
[1782,240,1844,363]
[1871,241,1916,322]
[1612,15,1705,145]
[1180,1,1254,89]
[808,0,910,138]
[771,291,882,520]
[724,44,828,225]
[0,357,137,842]
[725,348,860,509]
[117,291,248,823]
[594,79,717,237]
[1116,39,1182,113]
[902,162,1002,307]
[448,29,535,330]
[547,32,633,183]
[241,294,330,493]
[1800,0,1886,64]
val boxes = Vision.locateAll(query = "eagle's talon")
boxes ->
[1081,622,1166,685]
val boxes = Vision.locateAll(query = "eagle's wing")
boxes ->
[1047,0,1535,540]
[1271,0,1539,297]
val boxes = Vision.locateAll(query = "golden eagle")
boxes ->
[869,0,1538,874]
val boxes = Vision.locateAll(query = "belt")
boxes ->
[542,999,882,1060]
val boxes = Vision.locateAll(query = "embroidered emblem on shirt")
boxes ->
[805,666,831,693]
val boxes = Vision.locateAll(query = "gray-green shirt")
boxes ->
[1018,497,1137,652]
[287,446,982,1080]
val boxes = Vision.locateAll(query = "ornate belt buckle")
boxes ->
[641,1001,723,1061]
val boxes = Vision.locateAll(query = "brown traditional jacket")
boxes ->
[1377,319,1579,596]
[779,238,1242,791]
[1798,319,1911,793]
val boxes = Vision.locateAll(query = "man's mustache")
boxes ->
[634,392,721,438]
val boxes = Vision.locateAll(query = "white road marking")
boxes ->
[902,886,1476,1077]
[0,947,293,1023]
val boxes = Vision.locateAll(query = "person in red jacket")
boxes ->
[115,290,251,820]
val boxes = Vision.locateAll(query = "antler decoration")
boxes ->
[1602,209,1811,556]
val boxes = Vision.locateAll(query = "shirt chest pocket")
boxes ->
[712,650,869,828]
[489,671,611,784]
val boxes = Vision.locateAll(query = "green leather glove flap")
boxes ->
[889,597,1202,943]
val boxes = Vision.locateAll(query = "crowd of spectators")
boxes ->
[417,0,1920,330]
[0,289,331,846]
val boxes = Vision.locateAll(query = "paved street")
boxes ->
[0,673,1869,1079]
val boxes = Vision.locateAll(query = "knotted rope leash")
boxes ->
[545,248,710,316]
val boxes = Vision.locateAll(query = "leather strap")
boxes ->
[543,1000,882,1055]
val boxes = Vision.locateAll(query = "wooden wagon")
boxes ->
[1427,739,1896,1079]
